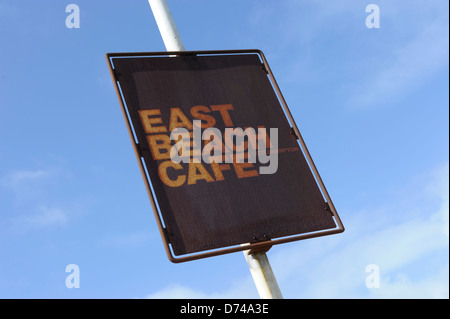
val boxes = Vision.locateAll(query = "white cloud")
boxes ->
[145,284,215,299]
[145,278,257,299]
[347,2,449,109]
[1,166,76,232]
[1,169,51,189]
[370,265,449,299]
[246,1,449,109]
[98,231,152,248]
[19,206,68,228]
[143,162,449,299]
[0,168,61,204]
[270,162,449,298]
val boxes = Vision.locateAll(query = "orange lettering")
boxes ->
[210,104,234,127]
[190,105,216,128]
[138,109,167,134]
[233,163,259,179]
[187,163,214,185]
[147,134,172,160]
[169,108,193,131]
[210,162,231,181]
[158,161,186,187]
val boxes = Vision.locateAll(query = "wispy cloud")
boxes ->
[145,278,257,299]
[369,266,449,298]
[98,231,152,248]
[1,169,51,188]
[143,162,449,299]
[1,165,75,232]
[246,1,448,110]
[146,284,213,299]
[17,205,68,229]
[270,162,449,298]
[0,168,59,203]
[347,10,449,109]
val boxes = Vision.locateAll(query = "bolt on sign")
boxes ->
[106,50,344,263]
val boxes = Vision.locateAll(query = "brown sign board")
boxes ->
[106,50,344,263]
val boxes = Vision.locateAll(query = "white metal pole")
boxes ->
[243,248,283,299]
[148,0,185,51]
[148,0,282,299]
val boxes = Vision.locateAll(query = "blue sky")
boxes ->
[0,0,448,298]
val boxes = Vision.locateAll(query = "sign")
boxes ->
[106,50,344,262]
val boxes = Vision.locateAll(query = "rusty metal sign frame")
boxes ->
[106,49,344,263]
